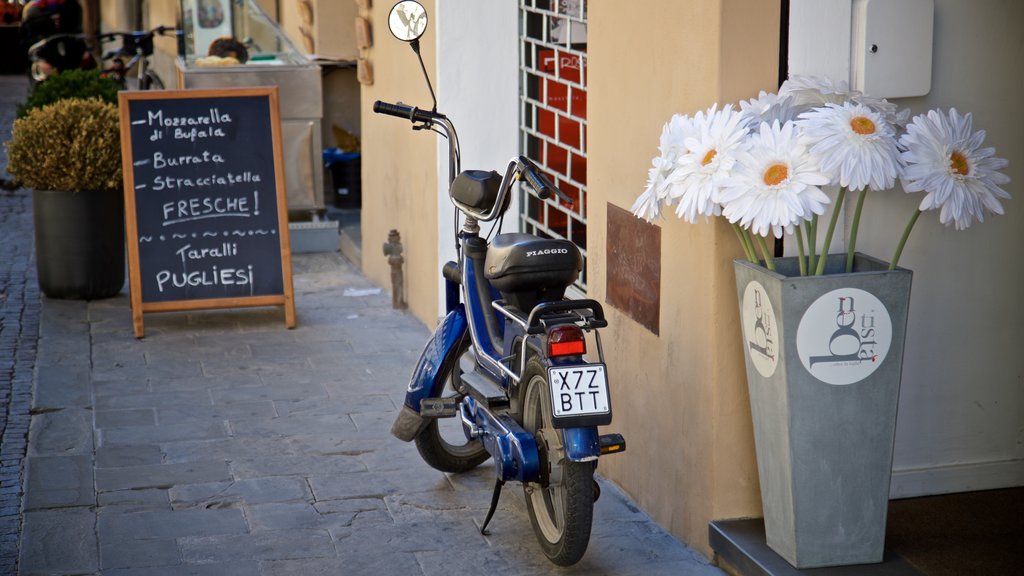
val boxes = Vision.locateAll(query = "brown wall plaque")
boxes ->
[606,203,661,335]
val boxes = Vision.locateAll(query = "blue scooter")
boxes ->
[378,1,625,566]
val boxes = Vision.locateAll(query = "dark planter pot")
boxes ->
[33,188,125,300]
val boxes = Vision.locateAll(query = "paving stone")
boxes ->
[96,444,165,468]
[97,508,248,541]
[24,455,94,510]
[169,477,312,508]
[92,362,205,384]
[32,364,91,409]
[160,437,299,464]
[101,421,229,445]
[178,529,336,563]
[35,334,91,366]
[93,376,152,398]
[312,498,391,527]
[273,393,396,417]
[156,401,277,426]
[228,453,365,478]
[146,342,254,363]
[209,381,328,405]
[97,488,170,511]
[27,408,93,456]
[92,345,148,369]
[100,537,181,569]
[331,517,487,555]
[96,461,233,492]
[94,389,212,410]
[416,547,526,576]
[95,408,157,429]
[103,561,262,576]
[309,467,449,501]
[349,410,397,435]
[245,502,325,531]
[261,555,423,576]
[201,357,314,378]
[228,413,357,438]
[151,372,263,392]
[19,508,98,574]
[357,438,429,473]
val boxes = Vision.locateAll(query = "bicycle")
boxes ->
[98,25,182,90]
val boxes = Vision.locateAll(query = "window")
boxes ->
[519,0,588,289]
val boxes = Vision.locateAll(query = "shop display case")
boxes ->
[176,0,324,214]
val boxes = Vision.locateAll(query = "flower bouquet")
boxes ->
[634,76,1013,568]
[631,75,1011,274]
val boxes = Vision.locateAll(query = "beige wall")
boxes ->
[359,0,439,326]
[587,0,780,557]
[278,0,358,61]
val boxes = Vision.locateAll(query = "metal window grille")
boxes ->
[519,0,588,290]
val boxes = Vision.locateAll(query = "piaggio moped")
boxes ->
[379,1,625,566]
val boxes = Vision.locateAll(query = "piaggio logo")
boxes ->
[525,248,569,257]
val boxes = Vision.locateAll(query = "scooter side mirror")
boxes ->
[388,1,428,43]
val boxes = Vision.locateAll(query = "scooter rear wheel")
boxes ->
[414,338,489,473]
[521,357,593,566]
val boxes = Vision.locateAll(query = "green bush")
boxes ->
[5,98,122,193]
[17,69,121,118]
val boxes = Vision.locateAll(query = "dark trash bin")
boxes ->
[323,148,361,209]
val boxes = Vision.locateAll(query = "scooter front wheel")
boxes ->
[414,337,489,473]
[521,358,593,566]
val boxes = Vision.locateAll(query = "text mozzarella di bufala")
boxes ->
[136,107,269,295]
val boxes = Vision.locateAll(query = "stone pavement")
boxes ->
[1,73,39,576]
[3,72,724,576]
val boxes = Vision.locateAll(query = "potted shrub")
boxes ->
[16,68,121,118]
[5,97,125,300]
[631,76,1011,568]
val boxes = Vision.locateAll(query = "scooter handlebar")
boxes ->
[373,100,444,124]
[519,157,574,207]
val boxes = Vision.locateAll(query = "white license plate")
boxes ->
[548,364,610,418]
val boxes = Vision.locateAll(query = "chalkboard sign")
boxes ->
[119,87,296,338]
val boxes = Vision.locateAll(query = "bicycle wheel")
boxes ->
[413,336,489,473]
[520,357,594,566]
[139,70,164,91]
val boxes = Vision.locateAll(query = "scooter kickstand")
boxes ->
[479,478,505,536]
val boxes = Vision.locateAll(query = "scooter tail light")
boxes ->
[547,325,586,358]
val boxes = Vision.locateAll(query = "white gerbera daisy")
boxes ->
[899,108,1011,230]
[779,74,853,109]
[739,91,798,131]
[631,114,695,221]
[664,104,749,223]
[719,121,832,238]
[798,102,902,191]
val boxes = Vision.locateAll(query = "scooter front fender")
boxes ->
[391,305,468,441]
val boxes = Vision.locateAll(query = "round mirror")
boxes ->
[388,1,428,42]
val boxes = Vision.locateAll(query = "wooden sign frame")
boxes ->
[119,87,296,338]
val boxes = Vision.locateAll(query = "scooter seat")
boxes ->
[485,233,581,297]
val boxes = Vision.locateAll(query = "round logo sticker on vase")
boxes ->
[742,281,778,378]
[796,288,893,385]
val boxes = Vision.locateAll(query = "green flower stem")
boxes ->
[744,230,760,265]
[806,217,818,274]
[814,187,847,275]
[846,187,868,273]
[795,224,808,276]
[732,224,758,262]
[754,235,776,271]
[890,209,923,270]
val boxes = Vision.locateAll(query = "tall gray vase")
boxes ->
[733,253,912,568]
